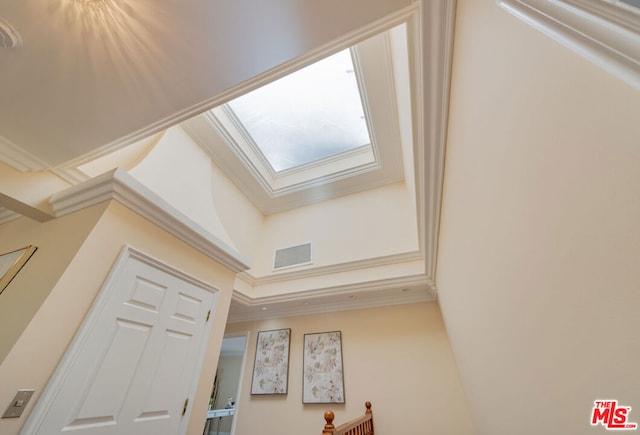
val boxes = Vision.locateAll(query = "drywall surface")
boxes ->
[0,203,107,364]
[255,181,419,276]
[0,202,237,435]
[437,1,640,434]
[226,302,475,435]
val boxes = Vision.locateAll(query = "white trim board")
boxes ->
[498,0,640,90]
[417,0,457,280]
[49,168,250,273]
[228,274,436,323]
[238,250,424,286]
[0,207,20,225]
[0,135,49,172]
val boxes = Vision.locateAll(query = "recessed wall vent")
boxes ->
[274,242,312,270]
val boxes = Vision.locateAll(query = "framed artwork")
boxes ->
[250,328,291,395]
[0,245,37,295]
[303,331,345,404]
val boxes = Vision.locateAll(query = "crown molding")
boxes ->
[498,0,640,90]
[418,0,457,280]
[228,273,435,323]
[49,169,250,273]
[249,273,433,304]
[50,167,90,185]
[238,250,424,285]
[0,136,49,171]
[0,207,20,225]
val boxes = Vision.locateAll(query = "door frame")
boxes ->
[220,331,250,435]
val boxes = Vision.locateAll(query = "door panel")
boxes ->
[22,247,218,435]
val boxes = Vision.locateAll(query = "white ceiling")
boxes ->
[0,0,415,170]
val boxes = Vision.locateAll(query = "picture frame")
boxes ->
[303,331,345,404]
[250,328,291,395]
[0,245,37,296]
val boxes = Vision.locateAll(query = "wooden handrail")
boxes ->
[322,402,373,435]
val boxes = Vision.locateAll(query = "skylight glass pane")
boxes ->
[227,49,371,172]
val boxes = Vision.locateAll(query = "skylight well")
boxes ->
[185,23,409,213]
[227,49,372,172]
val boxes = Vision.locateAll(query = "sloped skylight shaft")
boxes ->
[227,49,371,172]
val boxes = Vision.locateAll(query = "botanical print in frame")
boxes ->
[303,331,345,404]
[250,328,291,395]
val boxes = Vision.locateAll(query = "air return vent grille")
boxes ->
[274,243,312,269]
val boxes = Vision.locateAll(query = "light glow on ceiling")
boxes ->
[227,49,371,172]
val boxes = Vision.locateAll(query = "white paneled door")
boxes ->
[22,247,218,435]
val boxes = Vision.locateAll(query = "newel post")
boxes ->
[323,410,336,434]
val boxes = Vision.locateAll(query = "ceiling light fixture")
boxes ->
[0,17,21,49]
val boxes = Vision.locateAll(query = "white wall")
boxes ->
[127,126,419,280]
[226,302,475,435]
[437,1,640,434]
[0,202,238,435]
[0,161,70,218]
[0,204,106,364]
[207,159,265,270]
[254,181,419,276]
[130,126,241,251]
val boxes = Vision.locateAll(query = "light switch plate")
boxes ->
[2,390,35,418]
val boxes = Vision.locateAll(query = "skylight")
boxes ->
[227,49,371,172]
